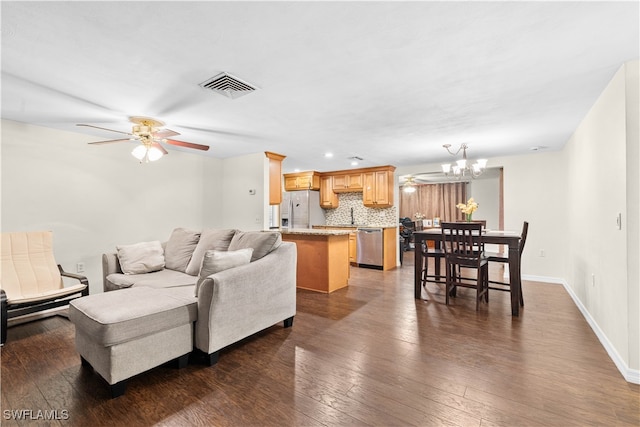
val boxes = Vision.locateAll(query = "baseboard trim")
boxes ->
[555,278,640,384]
[522,274,564,284]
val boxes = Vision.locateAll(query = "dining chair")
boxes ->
[420,240,446,286]
[485,221,529,306]
[440,222,489,310]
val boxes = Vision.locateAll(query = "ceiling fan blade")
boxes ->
[165,139,210,151]
[176,124,260,139]
[152,128,180,138]
[152,142,169,155]
[88,138,133,145]
[77,124,133,136]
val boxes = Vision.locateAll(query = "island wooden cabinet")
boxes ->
[314,225,358,264]
[362,168,394,207]
[348,232,357,263]
[281,230,350,293]
[332,173,363,192]
[319,175,339,208]
[283,171,320,191]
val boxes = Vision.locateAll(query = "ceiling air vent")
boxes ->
[199,72,257,99]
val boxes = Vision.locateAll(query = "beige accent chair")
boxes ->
[1,231,89,344]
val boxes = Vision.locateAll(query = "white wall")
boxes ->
[220,152,268,231]
[564,63,629,371]
[468,175,500,230]
[625,61,639,372]
[1,120,272,295]
[560,60,639,377]
[202,156,225,227]
[1,120,207,293]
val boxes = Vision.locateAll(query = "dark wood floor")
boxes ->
[2,255,639,426]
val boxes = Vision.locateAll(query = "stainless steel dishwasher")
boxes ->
[356,227,383,269]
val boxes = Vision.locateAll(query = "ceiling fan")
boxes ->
[77,116,210,163]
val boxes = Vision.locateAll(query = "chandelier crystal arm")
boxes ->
[443,143,467,156]
[441,143,486,180]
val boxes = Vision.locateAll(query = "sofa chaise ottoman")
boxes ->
[68,286,197,397]
[69,228,297,397]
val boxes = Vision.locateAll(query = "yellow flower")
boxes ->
[456,198,479,214]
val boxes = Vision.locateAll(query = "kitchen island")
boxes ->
[280,228,351,293]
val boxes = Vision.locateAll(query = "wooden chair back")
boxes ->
[441,222,484,268]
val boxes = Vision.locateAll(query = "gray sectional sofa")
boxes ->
[68,228,297,397]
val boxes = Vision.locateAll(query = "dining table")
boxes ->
[413,228,523,316]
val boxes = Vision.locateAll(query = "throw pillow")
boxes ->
[185,228,237,276]
[195,248,253,296]
[116,241,165,275]
[164,228,201,273]
[227,231,282,262]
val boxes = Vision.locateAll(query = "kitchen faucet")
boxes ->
[350,207,354,225]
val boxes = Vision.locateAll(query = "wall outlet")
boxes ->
[539,249,545,257]
[592,274,596,287]
[76,263,85,273]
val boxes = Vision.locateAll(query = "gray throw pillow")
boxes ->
[227,231,282,262]
[116,241,165,275]
[195,248,253,296]
[185,228,237,276]
[164,228,201,273]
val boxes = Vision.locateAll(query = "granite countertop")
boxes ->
[317,224,398,229]
[280,228,352,236]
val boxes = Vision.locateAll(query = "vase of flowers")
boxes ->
[456,198,479,222]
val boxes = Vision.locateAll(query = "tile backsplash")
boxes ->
[324,192,397,226]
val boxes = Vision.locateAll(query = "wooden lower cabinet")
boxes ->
[348,232,357,264]
[281,233,349,293]
[382,227,397,271]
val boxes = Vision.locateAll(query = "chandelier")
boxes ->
[441,143,487,179]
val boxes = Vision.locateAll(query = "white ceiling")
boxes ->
[2,1,638,172]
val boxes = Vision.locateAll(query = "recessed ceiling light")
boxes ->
[324,152,333,158]
[294,168,300,172]
[351,161,359,166]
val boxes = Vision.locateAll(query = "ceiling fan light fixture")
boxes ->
[131,145,147,160]
[402,176,417,193]
[147,146,164,162]
[131,144,163,163]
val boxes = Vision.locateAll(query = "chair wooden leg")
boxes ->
[475,274,481,311]
[485,267,489,303]
[445,263,451,305]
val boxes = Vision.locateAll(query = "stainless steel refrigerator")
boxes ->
[281,190,325,229]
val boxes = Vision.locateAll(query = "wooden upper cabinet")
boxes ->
[362,167,395,208]
[332,173,363,192]
[265,152,286,205]
[319,175,339,209]
[283,171,321,191]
